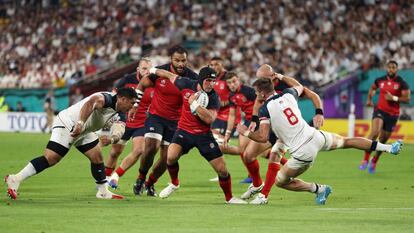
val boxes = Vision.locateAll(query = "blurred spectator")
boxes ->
[43,89,56,133]
[0,0,413,90]
[400,108,412,121]
[12,101,26,112]
[70,87,84,105]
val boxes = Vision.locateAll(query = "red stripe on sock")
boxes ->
[363,151,371,161]
[280,156,288,165]
[105,167,114,177]
[138,170,147,181]
[245,159,262,187]
[261,163,280,198]
[115,167,125,177]
[219,175,233,201]
[167,164,180,186]
[371,155,380,163]
[145,173,158,186]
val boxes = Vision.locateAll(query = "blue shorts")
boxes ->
[144,113,178,143]
[172,129,223,161]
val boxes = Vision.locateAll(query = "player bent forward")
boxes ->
[5,88,138,200]
[149,66,246,204]
[237,78,403,205]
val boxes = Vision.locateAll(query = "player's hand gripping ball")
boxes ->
[190,91,209,115]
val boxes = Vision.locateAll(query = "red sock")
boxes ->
[115,167,125,177]
[363,151,371,162]
[138,169,147,181]
[371,155,380,163]
[219,174,232,201]
[167,163,180,186]
[245,160,262,187]
[280,156,288,165]
[105,167,114,177]
[261,163,280,198]
[145,173,158,186]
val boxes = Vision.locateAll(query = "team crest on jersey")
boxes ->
[394,84,399,89]
[160,79,166,87]
[184,92,191,99]
[210,143,215,148]
[220,83,225,89]
[380,83,384,88]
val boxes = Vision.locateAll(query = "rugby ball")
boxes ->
[191,91,209,114]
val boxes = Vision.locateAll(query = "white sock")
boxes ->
[375,142,391,152]
[15,163,37,182]
[310,183,326,194]
[111,172,120,181]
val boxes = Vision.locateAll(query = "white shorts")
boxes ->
[50,117,98,149]
[286,131,326,170]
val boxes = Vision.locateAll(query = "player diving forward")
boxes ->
[5,88,138,199]
[237,77,403,205]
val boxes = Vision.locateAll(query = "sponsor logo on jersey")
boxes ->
[210,143,215,148]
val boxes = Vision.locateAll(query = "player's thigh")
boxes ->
[167,143,184,164]
[75,133,101,163]
[244,139,272,159]
[196,132,223,162]
[144,114,165,142]
[211,119,227,136]
[277,164,309,185]
[238,134,251,151]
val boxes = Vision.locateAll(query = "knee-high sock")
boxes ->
[261,163,280,198]
[219,174,232,201]
[167,163,180,186]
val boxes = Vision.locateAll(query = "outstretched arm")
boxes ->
[302,87,324,128]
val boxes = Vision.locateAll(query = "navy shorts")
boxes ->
[172,129,223,161]
[144,113,178,143]
[211,118,227,135]
[121,127,145,141]
[372,109,398,132]
[268,131,278,145]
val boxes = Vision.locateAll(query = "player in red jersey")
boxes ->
[210,57,242,139]
[134,45,198,196]
[359,60,410,173]
[240,64,325,202]
[103,58,155,189]
[147,66,246,204]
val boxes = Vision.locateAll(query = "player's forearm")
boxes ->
[367,88,376,100]
[196,108,216,125]
[398,92,411,103]
[279,75,302,88]
[246,129,268,143]
[252,99,262,116]
[78,100,95,123]
[302,87,323,109]
[152,68,178,81]
[225,110,236,134]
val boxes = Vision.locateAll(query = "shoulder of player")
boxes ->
[184,67,199,79]
[157,63,171,71]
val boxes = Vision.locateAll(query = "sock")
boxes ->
[145,173,158,187]
[167,163,180,186]
[138,168,148,181]
[310,183,326,194]
[363,151,371,161]
[261,163,280,198]
[219,174,232,201]
[371,152,383,164]
[91,163,106,184]
[280,156,288,165]
[115,167,125,177]
[30,156,50,174]
[375,142,392,153]
[15,162,37,182]
[105,167,114,177]
[245,159,262,187]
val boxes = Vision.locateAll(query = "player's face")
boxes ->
[209,60,223,73]
[255,89,266,102]
[116,97,136,113]
[137,60,152,77]
[171,52,187,75]
[226,76,240,92]
[202,78,216,92]
[387,63,398,77]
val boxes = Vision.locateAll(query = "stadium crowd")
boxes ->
[0,0,413,89]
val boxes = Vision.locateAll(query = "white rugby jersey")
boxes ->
[259,88,316,153]
[57,92,125,136]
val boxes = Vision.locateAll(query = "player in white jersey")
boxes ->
[5,88,138,200]
[237,77,403,205]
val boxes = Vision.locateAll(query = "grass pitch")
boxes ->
[1,132,413,233]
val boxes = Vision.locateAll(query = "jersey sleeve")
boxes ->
[400,78,410,90]
[282,87,299,101]
[258,104,270,124]
[117,112,127,123]
[174,76,195,90]
[102,93,114,108]
[274,79,290,92]
[373,77,381,89]
[244,86,257,101]
[207,93,220,110]
[148,73,158,83]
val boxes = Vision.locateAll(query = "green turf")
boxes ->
[1,132,414,233]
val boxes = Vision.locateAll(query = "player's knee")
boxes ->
[276,172,289,187]
[243,151,256,163]
[44,153,61,166]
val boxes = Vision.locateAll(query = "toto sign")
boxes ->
[0,112,48,133]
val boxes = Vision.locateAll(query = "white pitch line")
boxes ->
[318,208,414,211]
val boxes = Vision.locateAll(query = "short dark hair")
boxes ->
[211,56,223,62]
[224,71,238,81]
[252,78,273,94]
[387,60,398,67]
[168,45,188,57]
[117,87,138,99]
